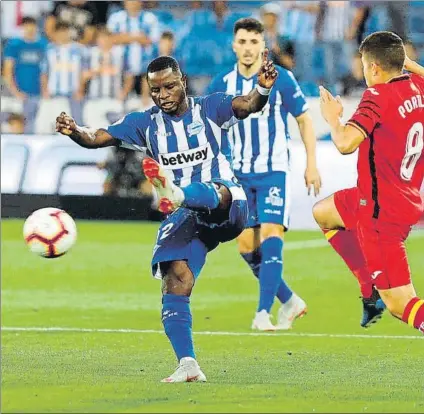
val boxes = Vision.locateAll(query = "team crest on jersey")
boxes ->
[187,120,205,136]
[265,187,284,207]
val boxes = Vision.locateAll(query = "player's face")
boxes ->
[148,68,187,115]
[233,29,265,68]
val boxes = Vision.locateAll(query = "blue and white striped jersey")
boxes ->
[41,43,85,97]
[107,10,160,76]
[207,65,308,175]
[106,93,239,187]
[84,46,131,99]
[279,1,319,43]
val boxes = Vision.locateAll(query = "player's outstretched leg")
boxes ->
[160,260,207,383]
[143,157,221,214]
[313,192,386,328]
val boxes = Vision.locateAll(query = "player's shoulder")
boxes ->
[359,85,386,103]
[5,37,23,49]
[212,65,237,83]
[141,11,158,24]
[107,9,126,22]
[411,73,424,89]
[275,66,297,82]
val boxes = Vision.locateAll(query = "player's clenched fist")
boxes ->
[56,112,77,136]
[257,49,278,89]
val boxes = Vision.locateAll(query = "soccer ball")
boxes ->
[23,208,77,258]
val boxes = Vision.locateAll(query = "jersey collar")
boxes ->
[386,74,410,84]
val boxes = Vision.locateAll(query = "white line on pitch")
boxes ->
[1,326,422,340]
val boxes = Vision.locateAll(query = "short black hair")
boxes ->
[161,31,174,41]
[359,31,405,72]
[234,18,264,35]
[21,16,37,26]
[55,21,72,31]
[147,56,180,74]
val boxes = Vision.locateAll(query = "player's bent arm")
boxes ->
[232,87,269,120]
[329,120,365,155]
[296,111,318,166]
[68,127,119,149]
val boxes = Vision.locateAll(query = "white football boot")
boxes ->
[142,157,184,214]
[276,294,307,330]
[161,357,207,383]
[251,309,277,331]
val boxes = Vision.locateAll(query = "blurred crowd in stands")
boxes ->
[2,1,424,196]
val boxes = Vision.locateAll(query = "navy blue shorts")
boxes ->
[236,171,290,229]
[152,179,248,279]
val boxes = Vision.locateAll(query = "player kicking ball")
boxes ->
[316,31,424,334]
[56,54,279,382]
[208,18,321,331]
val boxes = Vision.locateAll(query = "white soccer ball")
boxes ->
[23,208,77,258]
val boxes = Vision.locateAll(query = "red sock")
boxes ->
[323,229,373,298]
[402,298,424,334]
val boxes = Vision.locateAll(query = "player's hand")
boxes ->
[319,86,343,126]
[304,165,322,196]
[257,49,278,89]
[56,112,77,136]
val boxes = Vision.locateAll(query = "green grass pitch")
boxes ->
[2,219,423,413]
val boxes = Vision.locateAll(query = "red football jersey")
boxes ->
[347,74,424,225]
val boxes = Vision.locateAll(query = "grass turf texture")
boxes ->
[2,219,423,413]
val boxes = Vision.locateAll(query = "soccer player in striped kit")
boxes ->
[208,18,322,331]
[55,53,279,382]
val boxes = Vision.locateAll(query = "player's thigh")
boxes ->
[256,172,289,230]
[237,227,261,254]
[313,188,359,230]
[357,220,413,311]
[152,208,208,281]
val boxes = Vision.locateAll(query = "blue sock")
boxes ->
[182,182,219,210]
[242,248,293,305]
[162,294,195,361]
[258,237,293,312]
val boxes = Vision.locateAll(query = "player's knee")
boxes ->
[312,201,330,229]
[161,261,195,296]
[260,223,284,241]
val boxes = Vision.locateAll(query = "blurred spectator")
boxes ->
[346,2,372,45]
[6,113,25,134]
[41,22,85,123]
[260,3,295,71]
[139,75,154,110]
[107,0,161,78]
[279,1,320,82]
[386,2,408,41]
[81,26,135,101]
[45,0,99,45]
[3,17,47,133]
[1,1,52,40]
[141,31,177,73]
[97,147,151,197]
[318,1,355,87]
[340,52,366,97]
[212,1,231,31]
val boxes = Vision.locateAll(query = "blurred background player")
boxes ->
[41,21,86,124]
[81,26,135,101]
[3,16,47,133]
[316,32,424,333]
[55,53,278,381]
[208,18,321,331]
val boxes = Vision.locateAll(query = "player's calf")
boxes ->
[378,284,424,334]
[159,260,207,381]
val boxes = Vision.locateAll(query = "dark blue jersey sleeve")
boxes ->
[203,92,239,130]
